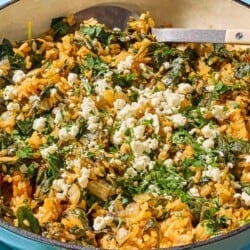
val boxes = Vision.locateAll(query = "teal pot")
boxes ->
[0,218,250,250]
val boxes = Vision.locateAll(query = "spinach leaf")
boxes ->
[0,38,14,58]
[16,118,34,136]
[40,153,64,194]
[112,73,134,88]
[0,131,14,150]
[17,206,40,234]
[80,24,110,45]
[51,17,71,40]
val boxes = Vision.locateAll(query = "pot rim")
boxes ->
[0,218,249,249]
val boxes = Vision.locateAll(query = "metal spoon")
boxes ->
[75,5,250,44]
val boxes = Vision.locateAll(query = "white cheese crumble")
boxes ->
[78,167,90,188]
[133,125,145,140]
[52,107,63,125]
[211,105,228,121]
[202,165,221,182]
[33,117,46,131]
[93,215,113,231]
[6,102,20,112]
[202,138,215,151]
[201,125,218,138]
[188,187,200,197]
[177,83,194,94]
[241,192,250,206]
[169,113,187,127]
[117,55,133,73]
[41,144,58,159]
[52,178,70,200]
[133,155,151,171]
[12,70,26,83]
[94,78,110,94]
[59,125,79,141]
[67,72,78,84]
[164,91,184,108]
[130,140,151,158]
[79,97,98,119]
[245,155,250,163]
[3,85,16,100]
[142,113,160,133]
[113,98,126,111]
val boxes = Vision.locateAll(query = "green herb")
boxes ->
[82,78,93,95]
[172,129,192,144]
[17,206,40,234]
[129,90,139,102]
[77,119,88,138]
[26,162,36,179]
[112,73,134,88]
[17,145,32,159]
[80,24,110,45]
[51,17,71,40]
[0,38,14,58]
[0,131,14,150]
[16,118,34,136]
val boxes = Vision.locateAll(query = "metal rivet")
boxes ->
[235,32,243,40]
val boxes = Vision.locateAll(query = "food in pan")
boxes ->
[0,12,249,249]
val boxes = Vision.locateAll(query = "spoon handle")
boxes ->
[152,28,250,44]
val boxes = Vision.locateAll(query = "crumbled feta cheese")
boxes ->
[113,98,126,110]
[234,193,241,198]
[163,126,172,134]
[126,167,137,177]
[3,85,16,100]
[205,85,215,92]
[227,162,234,168]
[163,61,170,69]
[201,125,218,138]
[202,165,221,182]
[66,159,81,169]
[117,55,133,73]
[188,187,200,197]
[211,105,228,121]
[94,78,109,94]
[142,113,160,133]
[164,91,184,108]
[67,72,78,84]
[41,144,58,159]
[6,102,20,112]
[133,155,151,171]
[78,167,90,188]
[177,83,194,94]
[146,138,159,150]
[93,215,113,231]
[12,70,25,83]
[133,125,145,140]
[241,192,250,206]
[245,155,250,163]
[52,107,63,125]
[130,140,151,158]
[33,117,46,131]
[169,113,187,127]
[79,97,98,119]
[87,116,100,133]
[59,125,79,141]
[202,138,215,150]
[52,178,69,200]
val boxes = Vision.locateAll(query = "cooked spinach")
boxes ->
[112,73,134,87]
[51,17,72,40]
[16,118,34,136]
[17,206,40,234]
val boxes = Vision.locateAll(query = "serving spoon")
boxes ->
[75,5,250,44]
